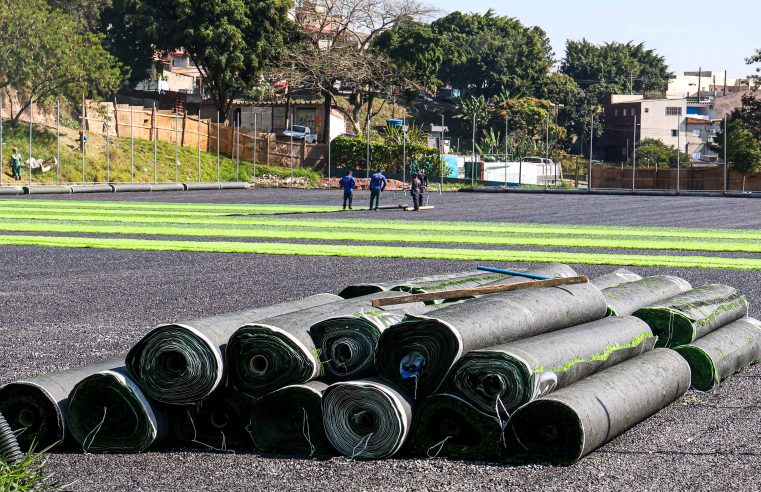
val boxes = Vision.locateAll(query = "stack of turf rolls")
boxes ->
[1,265,759,466]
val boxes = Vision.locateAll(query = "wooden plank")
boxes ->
[370,276,589,308]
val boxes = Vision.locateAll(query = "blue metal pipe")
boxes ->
[477,266,551,280]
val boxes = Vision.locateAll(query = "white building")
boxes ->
[667,71,747,99]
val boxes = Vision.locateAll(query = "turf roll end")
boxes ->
[67,370,165,453]
[171,388,256,450]
[227,324,318,397]
[509,399,584,465]
[632,308,694,348]
[673,345,717,391]
[0,383,62,452]
[126,324,222,405]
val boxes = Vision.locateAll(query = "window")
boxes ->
[623,109,628,117]
[671,130,679,137]
[644,107,650,113]
[666,107,682,116]
[692,129,701,137]
[614,109,618,117]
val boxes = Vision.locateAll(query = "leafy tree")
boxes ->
[97,0,154,86]
[732,94,761,140]
[0,0,123,124]
[747,48,761,86]
[48,0,112,30]
[636,138,690,168]
[372,19,444,92]
[431,10,553,98]
[137,0,292,120]
[561,40,670,96]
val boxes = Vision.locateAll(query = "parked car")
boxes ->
[282,125,318,143]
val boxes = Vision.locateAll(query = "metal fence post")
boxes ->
[197,109,201,182]
[290,114,294,187]
[216,111,220,182]
[723,115,728,193]
[104,101,109,184]
[81,94,86,183]
[175,109,179,183]
[0,94,4,185]
[236,112,240,182]
[632,114,637,192]
[29,97,33,185]
[153,102,158,183]
[130,105,134,183]
[253,112,257,184]
[588,115,594,193]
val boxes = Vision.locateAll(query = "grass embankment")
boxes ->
[0,234,758,270]
[0,124,321,185]
[0,451,60,491]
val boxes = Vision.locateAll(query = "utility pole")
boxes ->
[723,115,728,193]
[471,113,476,185]
[632,114,637,191]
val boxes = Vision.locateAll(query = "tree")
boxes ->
[0,0,123,124]
[431,10,553,98]
[137,0,292,120]
[748,48,761,86]
[372,19,444,92]
[715,117,761,190]
[636,138,690,168]
[561,40,670,96]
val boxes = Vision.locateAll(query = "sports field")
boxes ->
[1,189,760,491]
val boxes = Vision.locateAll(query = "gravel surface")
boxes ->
[8,187,761,227]
[1,189,760,491]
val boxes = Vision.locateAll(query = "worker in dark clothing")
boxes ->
[9,147,22,180]
[415,169,428,206]
[411,173,423,211]
[338,170,356,210]
[368,170,387,210]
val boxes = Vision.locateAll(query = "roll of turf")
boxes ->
[0,411,23,465]
[407,393,506,461]
[67,366,167,453]
[509,348,691,465]
[603,275,692,316]
[443,316,656,416]
[250,381,334,456]
[673,317,761,390]
[375,282,608,399]
[479,264,578,287]
[633,284,748,348]
[314,266,579,383]
[322,379,413,460]
[227,293,428,397]
[0,358,122,451]
[338,271,505,299]
[126,293,341,405]
[589,268,642,290]
[170,388,256,451]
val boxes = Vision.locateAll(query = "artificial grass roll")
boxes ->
[443,316,656,415]
[66,367,167,453]
[603,275,692,316]
[374,283,608,399]
[322,379,413,460]
[0,358,122,451]
[509,349,690,465]
[227,293,428,397]
[633,284,748,348]
[406,393,506,461]
[125,293,341,405]
[170,388,256,451]
[338,271,506,299]
[249,381,334,456]
[673,317,761,391]
[589,268,642,290]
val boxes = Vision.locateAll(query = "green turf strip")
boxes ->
[0,234,758,269]
[3,220,761,254]
[1,205,761,241]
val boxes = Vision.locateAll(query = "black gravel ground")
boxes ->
[9,187,761,227]
[1,189,760,491]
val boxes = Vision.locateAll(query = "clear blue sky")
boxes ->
[433,0,758,78]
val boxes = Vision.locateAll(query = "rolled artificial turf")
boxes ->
[317,266,579,383]
[0,199,340,214]
[66,367,167,453]
[589,268,642,290]
[673,317,761,391]
[603,275,692,316]
[322,379,413,460]
[406,393,506,461]
[508,348,691,465]
[126,293,341,405]
[633,284,749,348]
[3,234,761,270]
[249,381,334,456]
[170,388,256,451]
[226,293,429,397]
[0,358,122,451]
[374,283,608,399]
[442,316,656,416]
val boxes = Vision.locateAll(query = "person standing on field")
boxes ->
[338,170,356,210]
[368,170,387,211]
[9,147,22,180]
[411,173,423,211]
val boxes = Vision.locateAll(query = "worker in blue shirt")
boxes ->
[368,170,387,211]
[338,170,356,210]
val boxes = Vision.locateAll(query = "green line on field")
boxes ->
[0,234,758,270]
